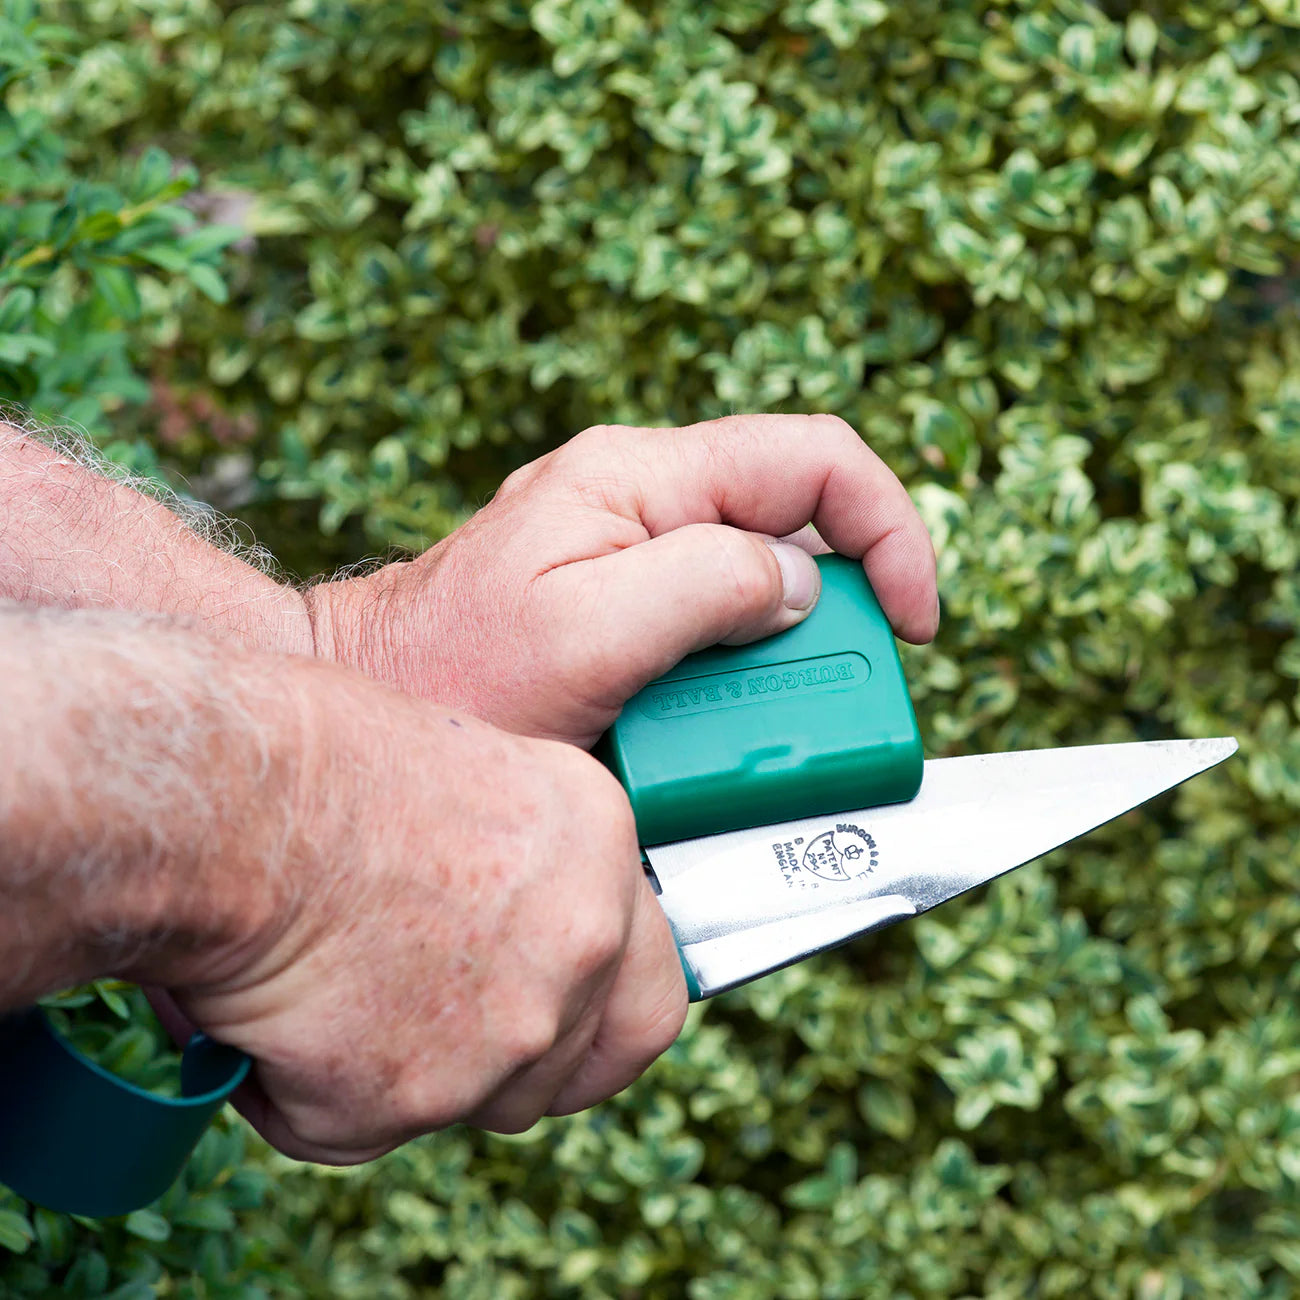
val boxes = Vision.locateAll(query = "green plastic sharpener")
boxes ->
[602,553,923,845]
[0,1007,249,1217]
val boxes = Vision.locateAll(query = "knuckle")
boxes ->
[495,460,541,500]
[552,425,642,511]
[808,411,859,445]
[570,421,613,445]
[388,1077,458,1135]
[560,423,619,465]
[601,776,641,847]
[501,1006,562,1071]
[384,1050,481,1133]
[561,896,629,982]
[570,752,639,841]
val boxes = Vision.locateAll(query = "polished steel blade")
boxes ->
[648,738,1237,998]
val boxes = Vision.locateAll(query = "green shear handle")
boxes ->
[0,1008,249,1217]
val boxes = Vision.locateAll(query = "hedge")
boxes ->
[3,0,1300,1295]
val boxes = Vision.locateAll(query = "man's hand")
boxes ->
[307,415,939,746]
[0,607,686,1160]
[181,673,686,1161]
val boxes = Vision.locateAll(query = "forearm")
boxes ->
[0,421,312,655]
[0,603,320,1012]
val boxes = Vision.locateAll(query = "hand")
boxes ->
[306,414,938,746]
[148,661,685,1162]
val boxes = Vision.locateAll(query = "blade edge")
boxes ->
[650,737,1238,987]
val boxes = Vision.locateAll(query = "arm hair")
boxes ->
[0,410,313,653]
[0,599,309,1010]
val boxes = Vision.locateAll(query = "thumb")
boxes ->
[542,523,822,707]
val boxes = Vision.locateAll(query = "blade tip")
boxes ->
[1174,735,1237,778]
[1204,736,1239,763]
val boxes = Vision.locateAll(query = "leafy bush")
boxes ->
[0,0,237,478]
[4,0,1300,1295]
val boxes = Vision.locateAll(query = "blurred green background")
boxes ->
[3,0,1300,1295]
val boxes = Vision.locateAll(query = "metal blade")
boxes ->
[648,737,1237,998]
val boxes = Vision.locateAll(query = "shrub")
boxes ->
[0,0,237,477]
[4,0,1300,1295]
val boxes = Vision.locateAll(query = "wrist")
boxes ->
[161,654,469,1021]
[115,653,329,994]
[0,610,312,1008]
[301,563,409,683]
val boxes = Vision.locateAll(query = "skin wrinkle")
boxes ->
[696,427,746,528]
[525,505,648,586]
[567,466,647,524]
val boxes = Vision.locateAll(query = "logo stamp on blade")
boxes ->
[770,823,879,890]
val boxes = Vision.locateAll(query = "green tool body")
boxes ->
[0,1009,248,1216]
[603,554,922,844]
[0,554,916,1215]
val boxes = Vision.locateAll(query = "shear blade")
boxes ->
[647,737,1237,998]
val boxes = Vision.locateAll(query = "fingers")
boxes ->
[540,524,823,706]
[469,858,686,1129]
[230,1075,397,1165]
[546,876,688,1117]
[463,1000,604,1134]
[559,415,938,643]
[778,524,834,557]
[141,983,196,1046]
[444,871,686,1132]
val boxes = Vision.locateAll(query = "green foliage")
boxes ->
[1,1118,277,1299]
[40,984,186,1097]
[4,0,1300,1295]
[0,0,237,460]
